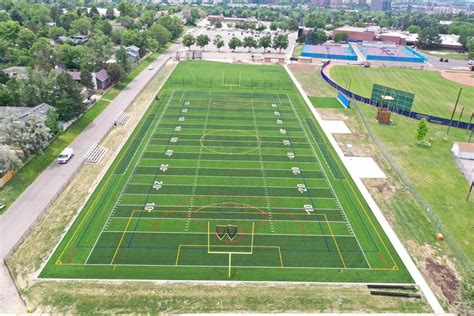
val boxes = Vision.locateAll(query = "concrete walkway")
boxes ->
[0,42,182,313]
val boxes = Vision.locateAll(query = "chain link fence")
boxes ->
[352,98,473,271]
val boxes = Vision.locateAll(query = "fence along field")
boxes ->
[41,61,412,283]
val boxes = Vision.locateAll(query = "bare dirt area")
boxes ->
[440,70,474,87]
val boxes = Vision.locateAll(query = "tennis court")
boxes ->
[41,62,411,283]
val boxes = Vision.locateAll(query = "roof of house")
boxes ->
[95,69,109,82]
[440,34,462,47]
[0,103,55,123]
[2,66,28,74]
[126,45,140,53]
[456,142,474,153]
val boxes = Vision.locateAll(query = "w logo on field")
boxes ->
[216,225,238,240]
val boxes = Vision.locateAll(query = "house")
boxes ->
[2,66,28,80]
[46,21,57,27]
[126,45,140,63]
[452,142,474,160]
[0,103,55,125]
[71,35,89,45]
[92,69,111,90]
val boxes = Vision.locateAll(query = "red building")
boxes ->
[332,26,376,42]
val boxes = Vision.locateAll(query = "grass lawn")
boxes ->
[330,66,474,120]
[419,49,469,61]
[0,51,163,214]
[356,103,474,264]
[40,61,411,283]
[288,64,337,98]
[309,96,343,108]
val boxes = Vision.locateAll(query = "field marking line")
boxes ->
[175,245,182,266]
[109,217,349,224]
[127,183,331,190]
[228,253,232,277]
[322,214,346,269]
[284,93,370,269]
[110,210,135,264]
[85,90,177,263]
[121,193,336,200]
[185,92,212,230]
[102,231,356,238]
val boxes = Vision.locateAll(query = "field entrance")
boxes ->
[42,62,411,283]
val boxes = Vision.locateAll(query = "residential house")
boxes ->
[92,69,111,90]
[2,67,28,80]
[126,45,141,64]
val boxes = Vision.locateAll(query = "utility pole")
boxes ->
[447,88,462,135]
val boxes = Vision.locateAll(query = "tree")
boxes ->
[417,28,441,50]
[273,34,289,53]
[107,63,125,83]
[53,73,84,121]
[196,34,210,51]
[48,26,65,39]
[214,21,223,29]
[96,21,112,36]
[243,36,257,52]
[0,144,23,174]
[213,35,225,52]
[334,32,349,43]
[17,28,36,50]
[70,17,92,35]
[228,37,242,52]
[407,25,421,34]
[416,118,428,142]
[0,20,20,43]
[116,47,131,72]
[15,116,52,155]
[146,24,171,50]
[182,34,196,50]
[105,8,115,20]
[259,35,272,52]
[304,29,327,45]
[270,22,278,31]
[157,15,183,39]
[80,68,94,89]
[29,38,55,71]
[45,108,60,135]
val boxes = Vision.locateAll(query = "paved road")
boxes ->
[0,42,181,260]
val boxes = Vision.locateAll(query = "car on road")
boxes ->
[58,148,74,164]
[148,65,154,70]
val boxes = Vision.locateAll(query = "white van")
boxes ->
[58,147,74,164]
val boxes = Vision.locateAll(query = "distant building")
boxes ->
[332,26,378,42]
[440,34,463,52]
[207,14,257,24]
[379,31,408,45]
[57,35,89,46]
[371,0,391,11]
[2,66,28,80]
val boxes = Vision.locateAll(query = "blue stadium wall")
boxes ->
[320,61,473,130]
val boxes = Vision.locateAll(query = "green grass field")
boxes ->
[330,66,474,120]
[309,96,343,108]
[40,61,412,283]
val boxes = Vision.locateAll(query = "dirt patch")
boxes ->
[440,70,474,87]
[425,258,460,304]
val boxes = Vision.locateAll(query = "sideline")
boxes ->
[284,64,445,315]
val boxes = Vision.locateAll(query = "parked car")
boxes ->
[58,148,74,164]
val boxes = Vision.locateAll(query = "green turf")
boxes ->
[40,61,412,283]
[330,66,474,120]
[309,96,343,109]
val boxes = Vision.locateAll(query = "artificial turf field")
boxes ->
[41,61,412,283]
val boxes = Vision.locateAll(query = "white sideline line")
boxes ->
[284,64,444,314]
[108,217,349,224]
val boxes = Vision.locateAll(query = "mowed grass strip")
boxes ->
[330,65,474,119]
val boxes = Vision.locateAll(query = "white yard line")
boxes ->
[284,64,444,314]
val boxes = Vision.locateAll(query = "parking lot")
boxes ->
[186,20,297,56]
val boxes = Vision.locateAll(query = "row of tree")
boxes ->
[182,34,289,53]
